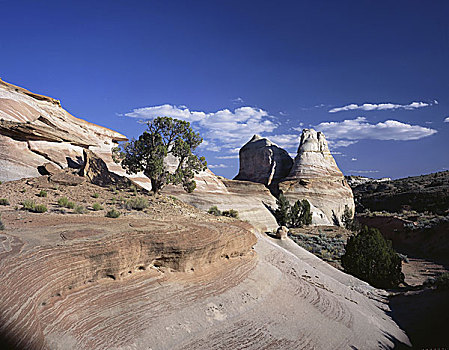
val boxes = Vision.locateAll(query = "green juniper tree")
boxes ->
[274,193,291,227]
[114,117,207,194]
[341,226,404,288]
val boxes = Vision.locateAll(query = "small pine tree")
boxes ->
[274,194,291,227]
[299,199,312,226]
[290,200,303,227]
[341,226,404,288]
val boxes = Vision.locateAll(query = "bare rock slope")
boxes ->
[0,178,409,349]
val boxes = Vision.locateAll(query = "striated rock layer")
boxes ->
[0,209,409,349]
[0,212,256,349]
[0,78,151,190]
[164,177,279,232]
[234,134,293,185]
[279,129,355,225]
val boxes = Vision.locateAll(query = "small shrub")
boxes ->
[208,206,221,216]
[222,209,239,218]
[58,197,69,207]
[22,199,36,211]
[106,208,121,218]
[92,193,99,199]
[74,205,86,214]
[20,188,27,193]
[92,203,103,211]
[0,198,10,206]
[33,204,48,213]
[37,190,47,198]
[58,197,75,209]
[125,196,148,210]
[22,200,47,213]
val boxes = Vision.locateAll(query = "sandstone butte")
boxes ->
[0,79,410,349]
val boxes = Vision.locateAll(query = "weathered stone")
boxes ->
[275,226,288,239]
[50,170,85,186]
[0,78,153,191]
[38,162,61,176]
[80,149,127,187]
[279,129,355,225]
[234,135,293,185]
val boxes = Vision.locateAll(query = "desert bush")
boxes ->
[125,196,149,210]
[22,200,47,213]
[92,203,103,211]
[106,208,121,218]
[58,197,75,209]
[33,204,48,213]
[37,190,47,198]
[92,193,99,198]
[22,199,36,211]
[222,209,239,218]
[208,206,221,216]
[58,197,69,207]
[0,198,10,206]
[74,205,86,214]
[341,226,403,288]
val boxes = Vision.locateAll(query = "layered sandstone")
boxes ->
[164,178,279,232]
[0,189,409,349]
[0,78,151,190]
[279,129,355,225]
[234,134,293,185]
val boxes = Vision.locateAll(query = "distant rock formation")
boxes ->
[0,78,152,190]
[279,129,354,225]
[234,134,293,185]
[345,175,391,187]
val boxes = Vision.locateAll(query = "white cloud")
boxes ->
[232,97,244,104]
[316,117,437,141]
[124,105,277,151]
[329,101,430,113]
[444,117,449,123]
[208,163,229,169]
[327,140,358,148]
[348,170,380,174]
[351,158,357,161]
[216,155,239,159]
[269,134,300,150]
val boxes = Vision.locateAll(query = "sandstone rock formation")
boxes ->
[164,178,279,232]
[0,176,410,349]
[234,134,293,185]
[279,129,355,225]
[0,78,152,190]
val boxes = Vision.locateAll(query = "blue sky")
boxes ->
[1,0,448,179]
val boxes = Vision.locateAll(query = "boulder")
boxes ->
[275,226,288,239]
[49,170,85,186]
[279,129,354,225]
[234,135,293,186]
[38,162,61,176]
[80,149,127,187]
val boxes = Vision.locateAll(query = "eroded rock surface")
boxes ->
[0,78,151,190]
[234,134,293,185]
[279,129,355,225]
